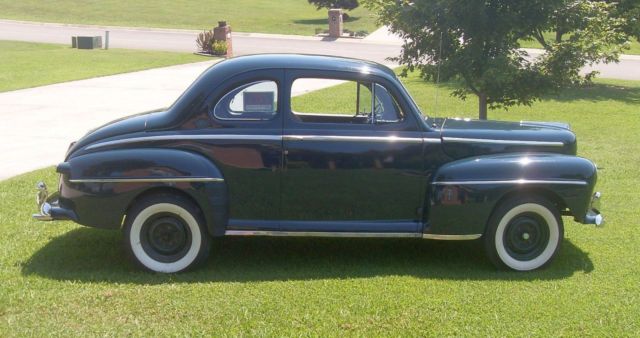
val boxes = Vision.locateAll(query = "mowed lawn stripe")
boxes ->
[0,40,210,93]
[0,0,378,36]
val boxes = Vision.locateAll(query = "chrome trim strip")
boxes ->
[283,135,423,143]
[86,134,282,150]
[87,134,429,150]
[432,179,588,186]
[69,177,223,183]
[225,230,482,240]
[422,234,482,240]
[442,137,564,147]
[225,230,422,238]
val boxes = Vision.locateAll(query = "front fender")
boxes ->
[426,153,597,235]
[59,148,227,235]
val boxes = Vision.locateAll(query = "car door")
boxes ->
[206,70,284,230]
[281,70,426,233]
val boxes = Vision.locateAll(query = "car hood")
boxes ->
[65,109,166,159]
[439,118,577,159]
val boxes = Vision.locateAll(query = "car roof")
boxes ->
[208,54,397,79]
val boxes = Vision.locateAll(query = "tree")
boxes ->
[364,0,631,119]
[308,0,359,12]
[607,0,640,39]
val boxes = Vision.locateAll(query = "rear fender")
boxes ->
[60,148,227,236]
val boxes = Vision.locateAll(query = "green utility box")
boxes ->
[73,36,102,49]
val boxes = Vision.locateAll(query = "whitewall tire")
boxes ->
[484,196,563,271]
[123,194,211,273]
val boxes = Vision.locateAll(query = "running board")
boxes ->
[224,230,481,240]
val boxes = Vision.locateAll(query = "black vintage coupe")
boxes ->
[33,54,603,273]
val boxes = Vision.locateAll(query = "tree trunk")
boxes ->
[478,93,488,120]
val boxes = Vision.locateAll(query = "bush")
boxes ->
[196,30,214,54]
[308,0,359,11]
[211,40,227,56]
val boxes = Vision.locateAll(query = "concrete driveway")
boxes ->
[0,61,218,180]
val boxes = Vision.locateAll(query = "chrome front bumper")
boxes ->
[583,191,605,227]
[32,181,76,222]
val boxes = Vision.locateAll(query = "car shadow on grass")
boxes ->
[21,227,594,284]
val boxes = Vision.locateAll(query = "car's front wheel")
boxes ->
[123,194,211,273]
[484,195,563,271]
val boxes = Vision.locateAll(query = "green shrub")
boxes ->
[211,40,227,56]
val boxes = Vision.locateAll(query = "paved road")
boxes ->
[0,20,401,66]
[2,20,640,80]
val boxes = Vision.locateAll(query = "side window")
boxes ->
[214,80,278,121]
[372,83,405,123]
[290,78,404,124]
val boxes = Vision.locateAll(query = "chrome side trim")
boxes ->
[225,230,422,238]
[422,234,482,240]
[432,179,588,186]
[86,134,282,150]
[442,137,564,147]
[69,177,223,183]
[87,134,429,150]
[283,135,423,143]
[225,230,482,240]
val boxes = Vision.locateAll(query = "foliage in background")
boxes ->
[196,30,215,54]
[308,0,359,11]
[607,0,640,39]
[364,0,632,119]
[308,0,360,19]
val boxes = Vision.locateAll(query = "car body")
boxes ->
[33,54,603,273]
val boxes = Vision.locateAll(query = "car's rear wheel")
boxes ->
[123,194,210,273]
[484,195,563,271]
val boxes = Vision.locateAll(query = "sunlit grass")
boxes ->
[0,40,211,92]
[1,73,639,335]
[0,0,378,36]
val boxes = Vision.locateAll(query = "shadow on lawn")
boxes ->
[549,83,640,104]
[22,227,593,284]
[402,79,640,105]
[293,16,362,26]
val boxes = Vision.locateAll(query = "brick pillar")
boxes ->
[328,9,343,38]
[213,21,233,57]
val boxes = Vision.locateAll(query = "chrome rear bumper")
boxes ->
[583,191,604,227]
[32,181,76,222]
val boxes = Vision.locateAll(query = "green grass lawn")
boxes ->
[1,73,639,335]
[0,40,210,93]
[518,31,640,55]
[0,0,378,36]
